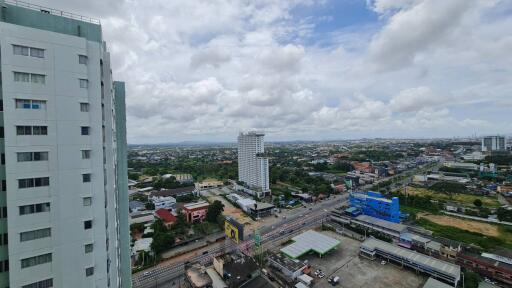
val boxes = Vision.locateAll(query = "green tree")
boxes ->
[171,213,188,235]
[151,219,168,234]
[473,199,482,208]
[145,202,155,210]
[130,223,144,234]
[464,270,481,288]
[497,207,512,222]
[151,232,174,255]
[206,200,224,223]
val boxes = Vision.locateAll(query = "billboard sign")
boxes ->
[225,217,244,243]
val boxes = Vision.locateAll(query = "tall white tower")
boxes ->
[0,2,131,288]
[237,132,270,198]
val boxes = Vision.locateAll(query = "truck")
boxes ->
[328,276,339,286]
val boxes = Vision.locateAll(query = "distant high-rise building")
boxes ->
[0,2,130,288]
[481,136,506,152]
[237,132,270,198]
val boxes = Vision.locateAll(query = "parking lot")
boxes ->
[302,231,427,288]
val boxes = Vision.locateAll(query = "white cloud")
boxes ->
[389,86,447,113]
[42,0,512,142]
[368,0,473,71]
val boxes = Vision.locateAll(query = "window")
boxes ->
[81,126,90,135]
[0,99,3,111]
[1,180,5,192]
[31,100,46,110]
[1,233,7,245]
[30,48,45,58]
[15,99,47,110]
[16,99,31,109]
[20,228,51,242]
[82,174,91,183]
[13,45,29,56]
[3,260,8,272]
[0,127,4,138]
[21,253,52,269]
[18,177,49,189]
[83,197,92,206]
[14,72,30,82]
[84,220,92,230]
[22,278,53,288]
[13,45,44,59]
[85,266,94,276]
[17,126,31,135]
[80,102,89,112]
[79,79,88,88]
[17,126,48,136]
[79,55,88,65]
[84,243,93,253]
[31,74,45,84]
[1,153,4,165]
[17,152,48,162]
[19,203,50,215]
[1,207,7,218]
[33,126,48,135]
[81,150,91,159]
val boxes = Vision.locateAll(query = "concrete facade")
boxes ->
[0,2,130,287]
[237,131,270,198]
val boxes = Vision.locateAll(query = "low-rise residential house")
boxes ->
[186,264,213,288]
[196,179,224,190]
[154,208,177,228]
[444,201,466,213]
[267,253,306,280]
[129,200,146,212]
[150,195,177,210]
[132,238,153,257]
[457,252,512,285]
[150,186,197,198]
[213,253,260,287]
[183,201,209,223]
[128,179,139,190]
[130,212,155,225]
[352,161,373,173]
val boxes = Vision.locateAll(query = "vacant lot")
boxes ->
[405,187,500,207]
[417,213,499,236]
[205,195,270,234]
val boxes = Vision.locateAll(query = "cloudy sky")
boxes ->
[47,0,511,143]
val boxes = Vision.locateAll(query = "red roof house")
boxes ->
[155,208,177,228]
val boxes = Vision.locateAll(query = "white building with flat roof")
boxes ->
[482,136,506,152]
[0,2,131,287]
[150,195,176,210]
[237,131,270,198]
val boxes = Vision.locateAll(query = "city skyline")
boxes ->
[42,0,512,143]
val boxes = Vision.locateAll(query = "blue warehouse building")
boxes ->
[349,191,401,223]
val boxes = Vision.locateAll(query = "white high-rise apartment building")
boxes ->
[0,2,131,288]
[482,136,506,152]
[237,132,270,198]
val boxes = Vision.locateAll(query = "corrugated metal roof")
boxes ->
[281,230,340,259]
[361,238,460,279]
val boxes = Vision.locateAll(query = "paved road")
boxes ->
[132,195,347,288]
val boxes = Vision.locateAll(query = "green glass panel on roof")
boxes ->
[0,1,102,42]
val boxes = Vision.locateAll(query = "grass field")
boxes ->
[415,217,512,250]
[404,187,501,208]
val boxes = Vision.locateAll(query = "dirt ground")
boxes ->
[417,212,500,237]
[207,195,261,230]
